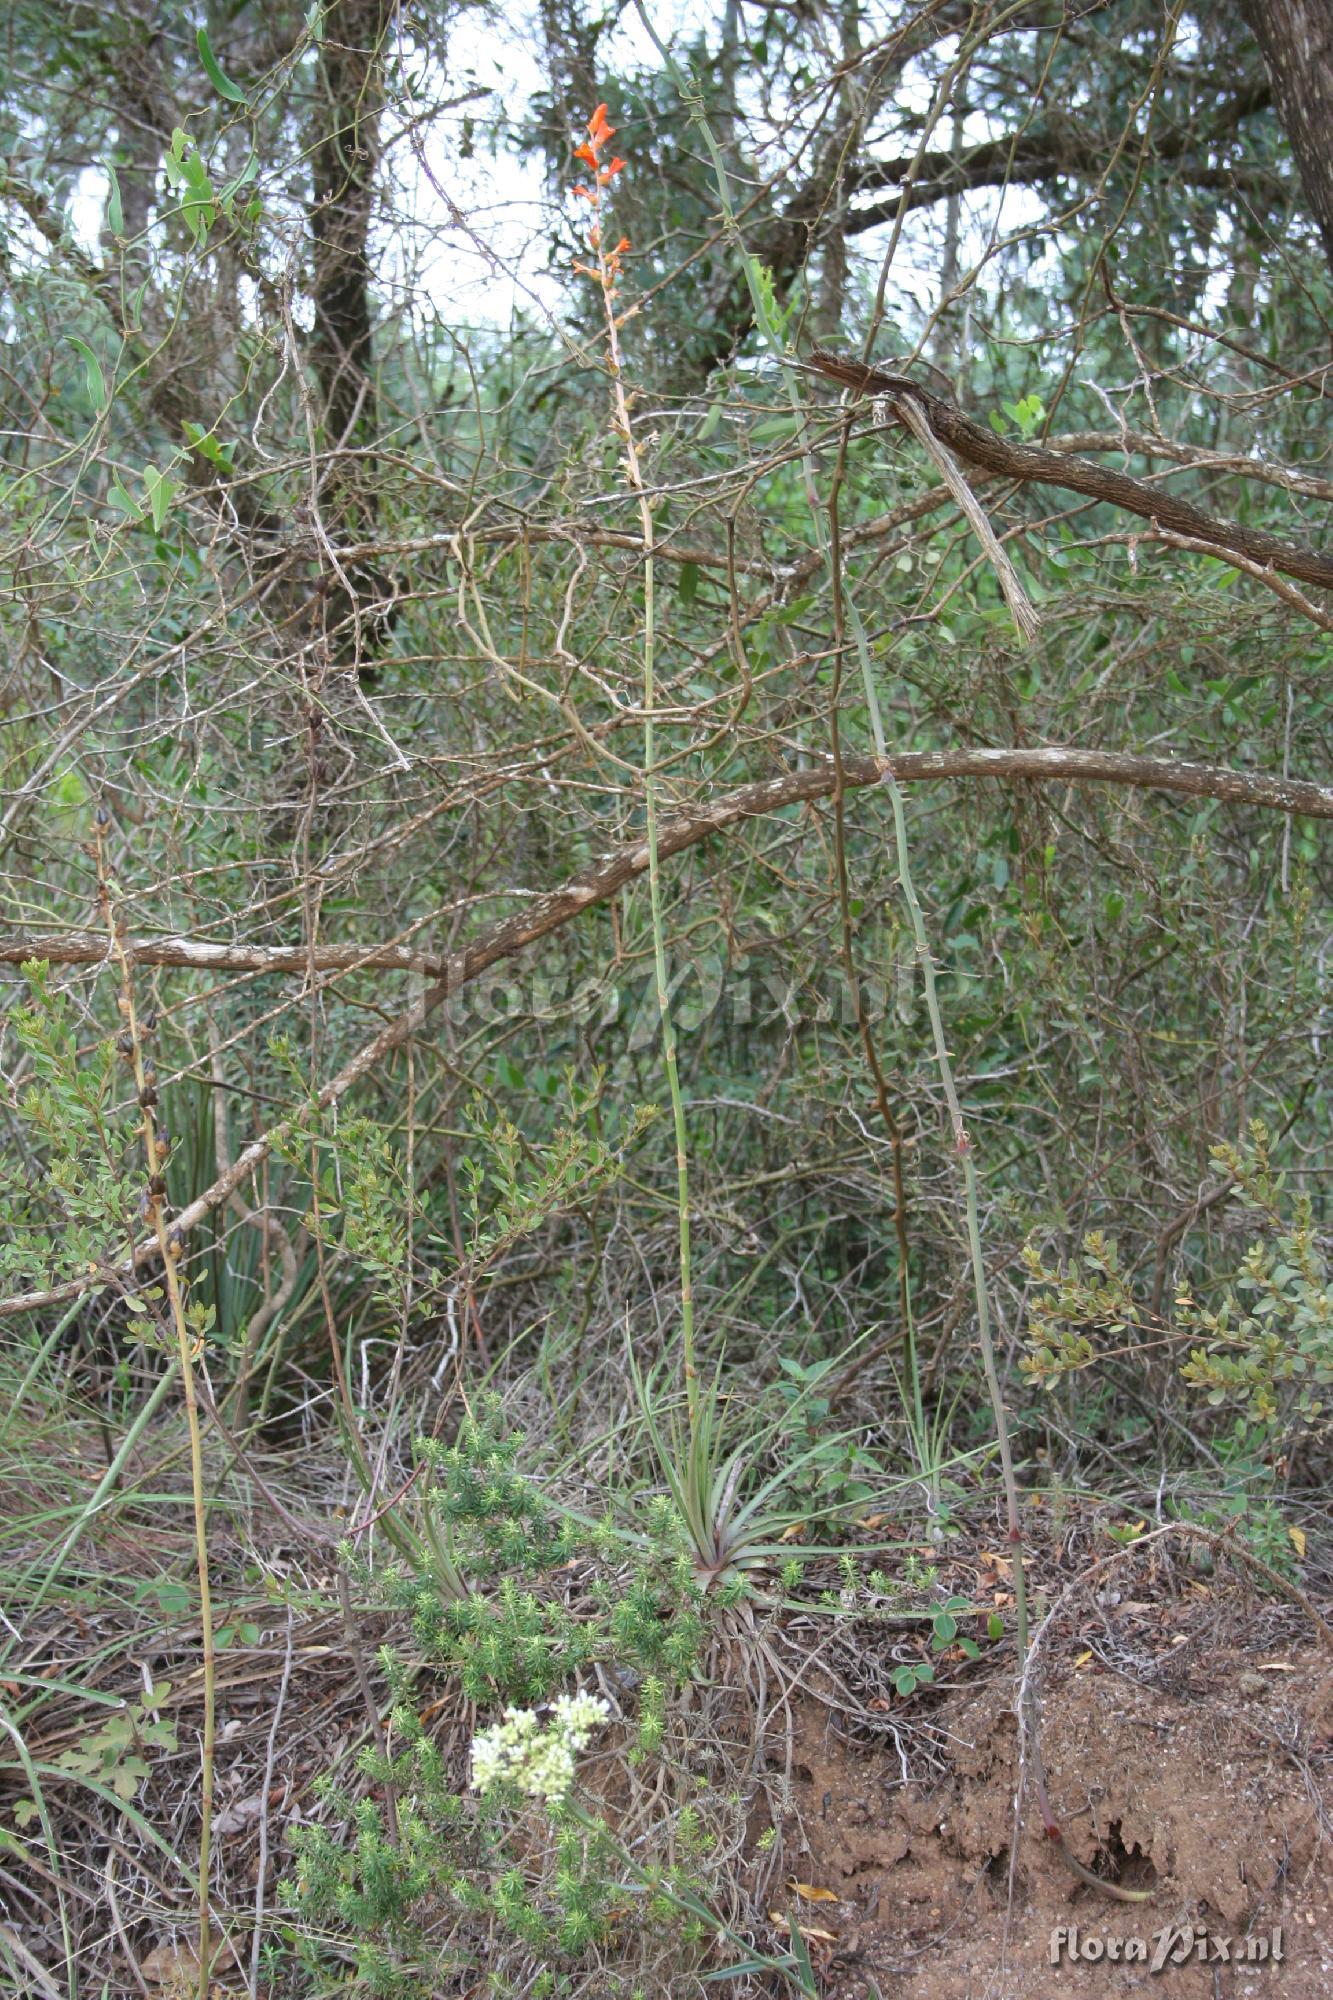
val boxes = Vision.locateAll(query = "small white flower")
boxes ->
[470,1692,610,1804]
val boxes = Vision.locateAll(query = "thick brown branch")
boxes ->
[1240,0,1333,271]
[805,350,1333,594]
[3,744,1330,1320]
[842,139,1283,231]
[307,0,398,664]
[3,749,1329,979]
[310,0,393,458]
[840,70,1275,228]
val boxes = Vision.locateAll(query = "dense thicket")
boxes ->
[0,1,1329,1990]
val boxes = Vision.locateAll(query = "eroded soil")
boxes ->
[760,1626,1332,1998]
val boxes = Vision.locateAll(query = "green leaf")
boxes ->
[106,163,124,237]
[787,1917,818,1996]
[164,132,218,243]
[197,26,248,104]
[68,337,107,413]
[108,478,141,520]
[678,561,699,606]
[142,465,179,534]
[182,421,235,469]
[53,766,87,811]
[1010,393,1045,439]
[219,152,260,219]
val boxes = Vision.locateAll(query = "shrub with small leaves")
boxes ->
[470,1692,611,1802]
[1023,1125,1331,1446]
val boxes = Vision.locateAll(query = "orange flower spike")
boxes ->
[574,142,598,169]
[587,103,616,151]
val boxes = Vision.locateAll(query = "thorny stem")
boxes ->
[579,108,697,1423]
[94,811,218,1994]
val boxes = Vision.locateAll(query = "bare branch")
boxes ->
[3,742,1329,1321]
[805,350,1333,596]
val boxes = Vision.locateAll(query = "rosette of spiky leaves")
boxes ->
[629,1346,892,1594]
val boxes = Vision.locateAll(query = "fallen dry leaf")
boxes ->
[140,1937,245,1994]
[213,1792,266,1834]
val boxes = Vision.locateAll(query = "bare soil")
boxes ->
[760,1618,1332,1998]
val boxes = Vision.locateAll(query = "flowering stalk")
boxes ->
[573,105,698,1423]
[93,810,217,1994]
[625,15,1148,1905]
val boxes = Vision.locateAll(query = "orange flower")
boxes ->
[574,102,619,175]
[571,99,627,291]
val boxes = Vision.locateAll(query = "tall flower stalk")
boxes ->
[93,811,218,1990]
[618,16,1149,1903]
[573,105,698,1424]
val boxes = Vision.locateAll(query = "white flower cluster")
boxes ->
[470,1691,610,1803]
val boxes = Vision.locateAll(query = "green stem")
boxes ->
[641,538,697,1421]
[635,0,1029,1672]
[588,129,697,1423]
[95,822,216,1999]
[0,1297,84,1450]
[19,1360,179,1615]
